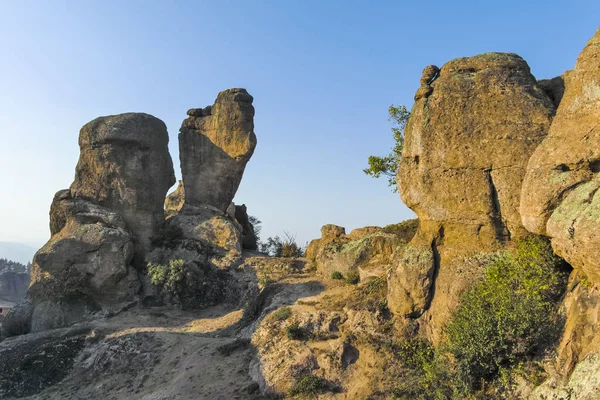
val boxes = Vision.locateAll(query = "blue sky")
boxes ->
[0,1,598,249]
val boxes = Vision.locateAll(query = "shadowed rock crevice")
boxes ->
[486,170,511,243]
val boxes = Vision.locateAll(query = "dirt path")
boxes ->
[18,305,265,400]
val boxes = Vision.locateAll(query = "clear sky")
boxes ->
[0,1,598,249]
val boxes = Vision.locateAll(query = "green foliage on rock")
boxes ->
[286,321,311,341]
[288,373,338,396]
[146,258,231,309]
[383,219,419,242]
[363,104,410,192]
[345,272,360,285]
[331,271,344,280]
[271,307,293,321]
[446,236,568,388]
[389,236,569,399]
[147,259,186,294]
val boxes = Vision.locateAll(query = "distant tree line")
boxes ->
[0,258,31,275]
[249,217,305,258]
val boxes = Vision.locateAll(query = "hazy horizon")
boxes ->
[1,1,598,250]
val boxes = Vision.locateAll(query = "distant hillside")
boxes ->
[0,258,30,303]
[0,242,37,264]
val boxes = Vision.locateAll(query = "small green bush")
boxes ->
[258,271,274,287]
[147,258,229,309]
[286,321,311,341]
[363,277,385,294]
[331,271,344,280]
[446,236,569,389]
[272,307,293,321]
[288,373,336,396]
[148,259,186,294]
[345,272,360,285]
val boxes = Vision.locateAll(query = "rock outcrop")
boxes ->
[164,180,185,218]
[29,195,140,331]
[389,52,557,341]
[235,204,258,251]
[70,113,176,260]
[519,28,600,391]
[164,89,258,258]
[179,88,256,212]
[166,204,243,258]
[521,28,600,284]
[307,220,417,281]
[4,113,175,333]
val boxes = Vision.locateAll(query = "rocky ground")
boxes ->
[0,256,328,400]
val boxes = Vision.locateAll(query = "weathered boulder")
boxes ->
[164,180,185,218]
[307,221,417,280]
[389,52,556,339]
[70,113,175,259]
[166,204,243,259]
[305,224,346,262]
[179,88,256,212]
[521,28,600,284]
[235,204,258,251]
[27,193,140,332]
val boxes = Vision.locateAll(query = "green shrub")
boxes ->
[363,277,385,295]
[345,272,360,285]
[259,232,305,258]
[331,271,344,280]
[148,259,186,293]
[445,236,569,389]
[288,373,336,396]
[395,337,435,370]
[272,307,293,321]
[345,277,389,314]
[286,321,311,341]
[258,271,274,287]
[147,259,229,309]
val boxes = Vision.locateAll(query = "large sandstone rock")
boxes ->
[179,88,256,212]
[166,205,243,259]
[28,193,140,332]
[388,53,556,338]
[307,221,417,280]
[70,113,175,259]
[521,28,600,284]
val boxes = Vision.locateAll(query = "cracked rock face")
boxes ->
[388,53,556,340]
[179,88,257,212]
[70,113,176,259]
[521,28,600,283]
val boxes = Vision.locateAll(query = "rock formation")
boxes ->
[4,113,175,333]
[30,195,140,331]
[70,113,176,260]
[235,204,258,251]
[389,52,557,341]
[163,89,258,258]
[521,28,600,284]
[306,220,417,281]
[519,28,600,388]
[179,88,256,212]
[164,180,185,218]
